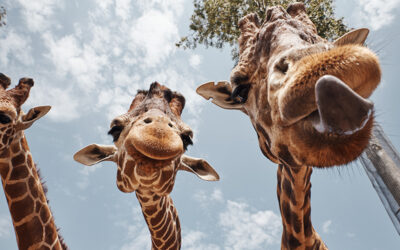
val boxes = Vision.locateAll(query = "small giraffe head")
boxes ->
[74,82,219,194]
[0,73,51,153]
[197,3,381,167]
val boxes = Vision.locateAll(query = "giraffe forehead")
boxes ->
[235,4,323,79]
[0,93,18,115]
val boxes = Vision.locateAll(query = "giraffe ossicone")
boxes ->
[74,82,219,250]
[0,73,68,250]
[197,2,381,249]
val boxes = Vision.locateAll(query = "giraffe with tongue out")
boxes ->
[196,2,381,249]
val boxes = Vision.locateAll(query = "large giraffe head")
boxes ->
[197,2,381,168]
[0,73,50,153]
[74,82,219,194]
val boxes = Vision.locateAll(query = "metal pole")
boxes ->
[360,124,400,235]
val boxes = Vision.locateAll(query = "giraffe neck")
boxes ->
[277,164,327,250]
[0,132,66,250]
[136,189,181,250]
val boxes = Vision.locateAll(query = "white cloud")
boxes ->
[120,227,151,250]
[193,189,282,249]
[43,32,108,92]
[16,0,63,32]
[76,164,100,190]
[96,86,138,120]
[211,189,224,202]
[135,0,185,16]
[194,188,224,205]
[182,231,220,250]
[0,214,12,238]
[220,201,281,250]
[0,30,33,67]
[129,9,179,67]
[355,0,400,30]
[189,54,203,68]
[115,0,132,20]
[26,84,80,122]
[322,220,333,234]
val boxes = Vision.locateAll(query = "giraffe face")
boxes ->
[109,83,193,194]
[197,3,381,167]
[0,74,51,154]
[74,82,219,194]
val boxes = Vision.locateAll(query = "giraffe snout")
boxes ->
[125,111,184,160]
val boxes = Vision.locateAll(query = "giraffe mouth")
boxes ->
[308,75,374,136]
[126,121,184,161]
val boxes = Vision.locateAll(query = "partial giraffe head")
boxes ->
[0,73,51,153]
[74,82,219,194]
[197,2,381,168]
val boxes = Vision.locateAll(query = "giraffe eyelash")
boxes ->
[108,126,124,142]
[231,84,251,104]
[181,134,193,150]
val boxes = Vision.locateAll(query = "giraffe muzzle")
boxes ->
[126,113,184,160]
[278,45,381,127]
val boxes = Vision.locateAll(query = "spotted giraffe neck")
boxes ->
[0,132,67,250]
[277,164,327,250]
[136,189,181,250]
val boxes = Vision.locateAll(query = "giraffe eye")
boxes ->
[231,84,251,104]
[275,58,289,74]
[0,114,11,124]
[108,126,124,142]
[181,133,193,150]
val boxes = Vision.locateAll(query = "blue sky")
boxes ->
[0,0,399,249]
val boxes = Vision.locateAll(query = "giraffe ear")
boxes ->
[16,106,51,130]
[196,81,243,110]
[178,155,220,181]
[333,28,369,46]
[74,144,117,166]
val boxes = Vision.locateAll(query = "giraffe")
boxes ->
[0,73,68,250]
[73,82,219,250]
[196,2,381,249]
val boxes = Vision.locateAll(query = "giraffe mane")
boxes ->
[36,165,69,250]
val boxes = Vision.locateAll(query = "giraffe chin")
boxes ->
[286,75,376,168]
[293,112,374,168]
[126,136,184,161]
[134,145,183,161]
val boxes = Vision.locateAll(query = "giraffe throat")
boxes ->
[116,149,179,195]
[136,190,181,250]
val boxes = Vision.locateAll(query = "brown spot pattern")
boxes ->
[15,216,43,250]
[10,195,34,222]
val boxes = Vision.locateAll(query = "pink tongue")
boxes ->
[312,75,373,135]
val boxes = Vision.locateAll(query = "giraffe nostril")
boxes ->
[168,123,173,128]
[144,118,152,124]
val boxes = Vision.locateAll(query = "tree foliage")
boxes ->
[177,0,349,59]
[0,6,6,27]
